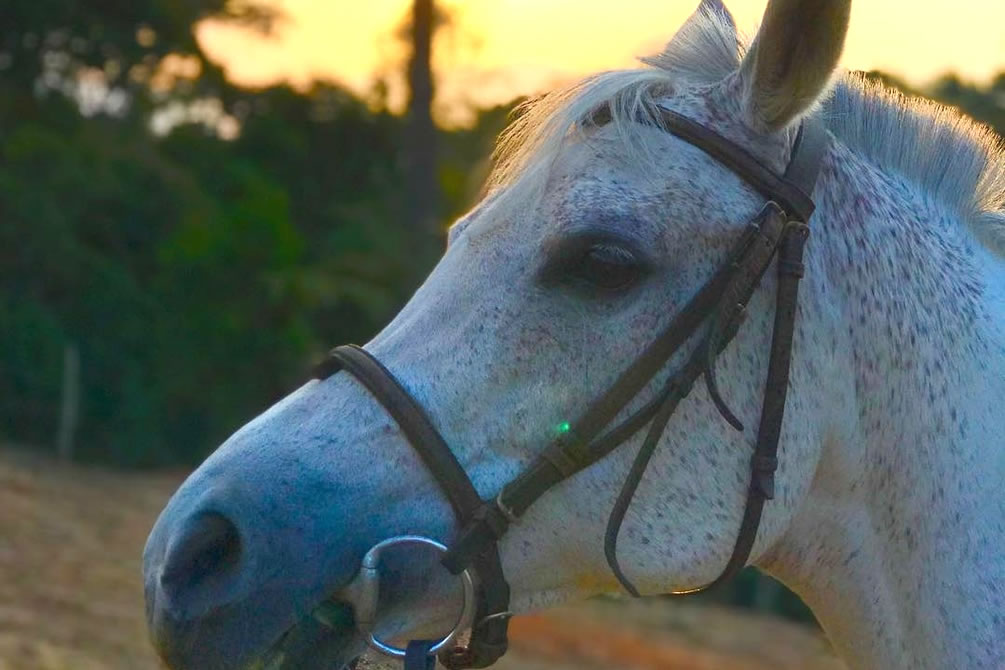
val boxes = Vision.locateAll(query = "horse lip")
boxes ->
[253,597,360,670]
[312,598,357,631]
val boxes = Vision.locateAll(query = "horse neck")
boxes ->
[762,141,1005,670]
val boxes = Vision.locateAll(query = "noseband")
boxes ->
[313,104,829,669]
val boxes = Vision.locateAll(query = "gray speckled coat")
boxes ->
[143,1,1005,669]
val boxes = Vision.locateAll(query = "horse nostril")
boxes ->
[160,512,243,603]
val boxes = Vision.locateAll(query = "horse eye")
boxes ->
[571,244,642,290]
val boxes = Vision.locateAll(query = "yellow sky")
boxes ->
[197,1,1005,125]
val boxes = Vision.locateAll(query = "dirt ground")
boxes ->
[0,447,842,670]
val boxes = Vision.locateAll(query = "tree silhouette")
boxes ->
[405,0,440,247]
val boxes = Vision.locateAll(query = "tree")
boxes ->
[405,0,440,249]
[0,2,417,465]
[0,0,279,125]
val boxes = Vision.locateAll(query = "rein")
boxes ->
[313,104,829,669]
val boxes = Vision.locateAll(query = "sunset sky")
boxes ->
[197,1,1005,125]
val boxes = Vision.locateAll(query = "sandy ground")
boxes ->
[0,447,842,670]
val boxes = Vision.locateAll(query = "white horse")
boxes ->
[143,0,1005,668]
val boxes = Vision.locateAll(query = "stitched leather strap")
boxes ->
[783,118,829,200]
[405,640,436,670]
[603,204,792,595]
[315,345,482,520]
[669,219,810,595]
[652,108,817,222]
[314,346,511,669]
[588,104,822,222]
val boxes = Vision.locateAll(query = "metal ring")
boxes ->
[347,535,476,659]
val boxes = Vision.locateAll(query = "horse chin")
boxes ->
[253,600,365,670]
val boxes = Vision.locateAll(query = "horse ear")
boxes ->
[738,0,851,132]
[642,0,739,83]
[696,0,737,31]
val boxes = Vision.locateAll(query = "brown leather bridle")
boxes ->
[313,103,829,670]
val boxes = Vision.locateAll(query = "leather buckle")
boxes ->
[441,504,510,574]
[542,437,580,477]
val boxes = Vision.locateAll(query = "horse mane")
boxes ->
[488,7,1005,256]
[826,76,1005,254]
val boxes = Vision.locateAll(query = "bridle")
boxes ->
[315,105,828,669]
[312,103,829,670]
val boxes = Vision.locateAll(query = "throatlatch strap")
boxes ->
[603,204,791,596]
[674,220,810,594]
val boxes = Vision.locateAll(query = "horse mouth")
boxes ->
[250,599,364,670]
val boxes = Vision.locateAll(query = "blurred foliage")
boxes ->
[861,69,1005,137]
[0,0,506,466]
[703,567,817,624]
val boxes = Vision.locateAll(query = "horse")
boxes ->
[142,0,1005,668]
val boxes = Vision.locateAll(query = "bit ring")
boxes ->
[347,535,476,659]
